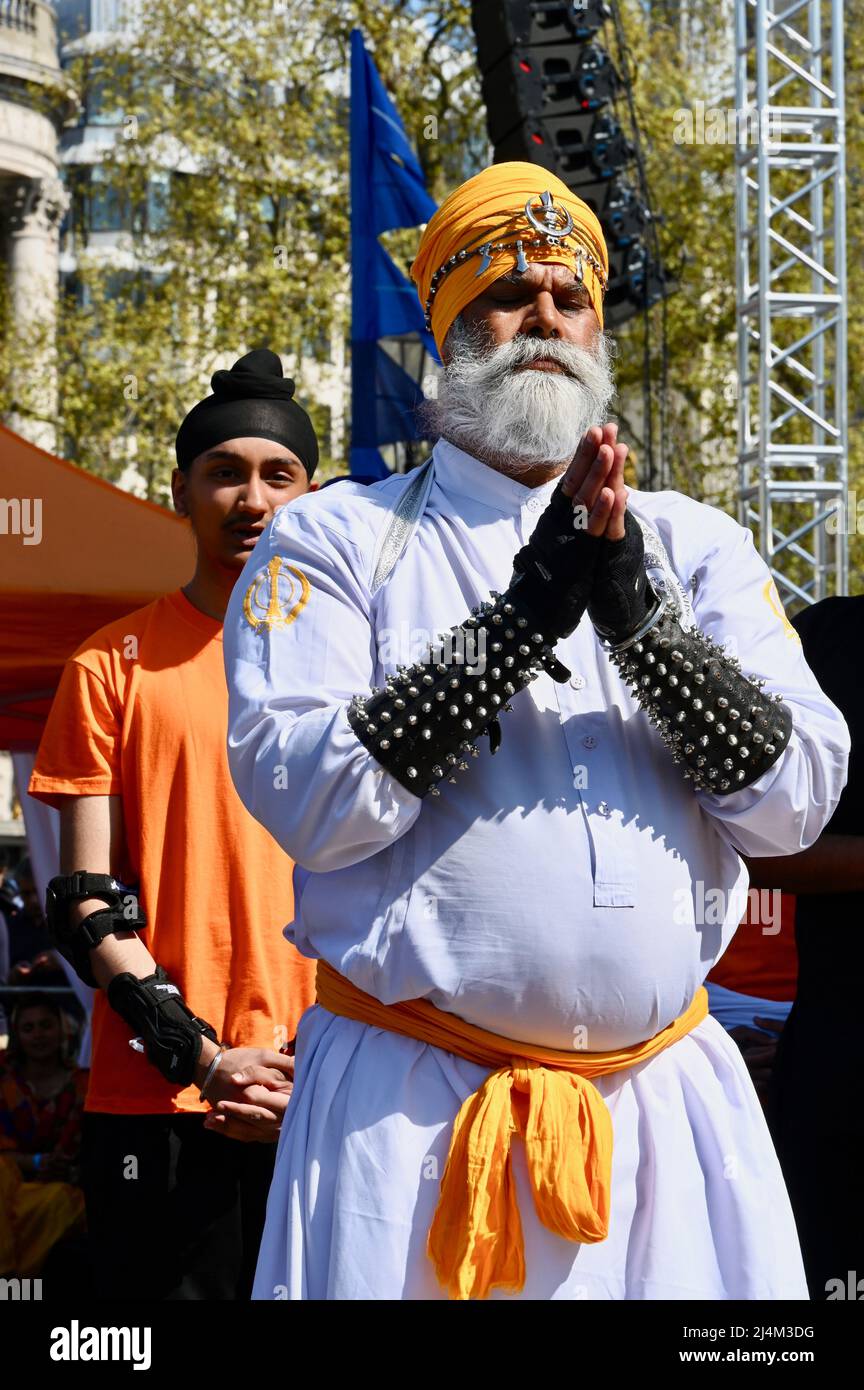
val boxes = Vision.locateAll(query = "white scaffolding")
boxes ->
[734,0,848,606]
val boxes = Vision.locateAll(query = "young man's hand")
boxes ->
[202,1084,293,1143]
[198,1045,295,1142]
[198,1044,294,1103]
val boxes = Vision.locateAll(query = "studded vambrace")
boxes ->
[602,597,793,794]
[347,478,607,797]
[346,591,572,797]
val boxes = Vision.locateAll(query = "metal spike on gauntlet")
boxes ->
[347,590,562,798]
[602,603,793,795]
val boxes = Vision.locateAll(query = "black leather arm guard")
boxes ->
[602,596,793,794]
[347,591,561,797]
[45,872,147,988]
[586,509,794,794]
[347,478,604,797]
[107,966,218,1085]
[587,508,660,644]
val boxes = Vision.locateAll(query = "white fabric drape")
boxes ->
[223,439,848,1299]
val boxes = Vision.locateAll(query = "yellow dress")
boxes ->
[0,1064,87,1276]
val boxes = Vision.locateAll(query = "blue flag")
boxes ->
[350,29,438,478]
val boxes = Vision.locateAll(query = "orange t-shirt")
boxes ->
[707,891,798,1001]
[28,589,316,1115]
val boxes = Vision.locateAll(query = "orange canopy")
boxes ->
[0,424,194,749]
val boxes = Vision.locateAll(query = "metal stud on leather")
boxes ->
[604,605,793,794]
[347,589,568,798]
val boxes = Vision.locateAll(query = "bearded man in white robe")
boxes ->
[221,163,849,1301]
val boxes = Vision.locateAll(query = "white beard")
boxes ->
[421,316,617,479]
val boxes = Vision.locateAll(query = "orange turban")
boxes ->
[410,161,609,357]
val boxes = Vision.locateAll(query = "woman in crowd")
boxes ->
[0,992,86,1277]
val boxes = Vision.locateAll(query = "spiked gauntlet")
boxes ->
[588,512,794,794]
[347,477,604,797]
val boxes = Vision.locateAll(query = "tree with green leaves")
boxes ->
[1,0,860,596]
[1,1,483,495]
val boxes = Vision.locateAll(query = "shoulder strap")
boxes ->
[370,456,435,594]
[631,511,696,630]
[368,461,696,631]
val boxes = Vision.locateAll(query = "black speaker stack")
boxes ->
[470,0,672,328]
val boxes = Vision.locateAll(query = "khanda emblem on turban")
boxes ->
[475,191,577,278]
[243,556,311,633]
[524,190,575,241]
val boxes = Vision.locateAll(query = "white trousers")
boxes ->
[253,1004,809,1301]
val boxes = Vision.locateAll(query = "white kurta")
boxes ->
[223,438,850,1300]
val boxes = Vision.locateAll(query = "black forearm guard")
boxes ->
[46,872,147,988]
[347,588,568,797]
[348,477,604,798]
[604,599,793,794]
[107,966,218,1086]
[588,508,659,643]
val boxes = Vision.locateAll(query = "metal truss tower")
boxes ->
[735,0,848,606]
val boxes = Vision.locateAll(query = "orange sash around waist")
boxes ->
[315,960,708,1300]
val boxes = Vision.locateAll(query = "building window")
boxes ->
[85,167,129,233]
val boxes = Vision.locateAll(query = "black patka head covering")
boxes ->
[175,348,319,477]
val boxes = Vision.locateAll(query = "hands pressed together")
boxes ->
[559,421,631,541]
[201,1045,295,1143]
[514,422,658,646]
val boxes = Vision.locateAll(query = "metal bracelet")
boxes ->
[596,588,669,654]
[199,1044,227,1103]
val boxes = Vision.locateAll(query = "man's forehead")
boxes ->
[493,263,589,291]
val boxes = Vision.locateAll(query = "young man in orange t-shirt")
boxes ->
[29,350,318,1299]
